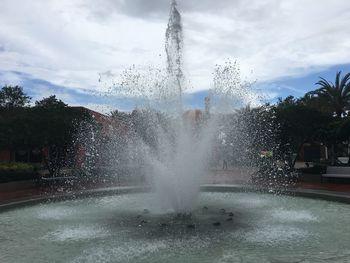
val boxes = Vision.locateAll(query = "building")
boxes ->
[0,107,128,164]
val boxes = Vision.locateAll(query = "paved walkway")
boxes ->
[295,182,350,193]
[1,168,350,205]
[0,182,118,205]
[0,189,43,204]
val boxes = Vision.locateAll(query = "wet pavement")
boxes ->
[1,169,350,205]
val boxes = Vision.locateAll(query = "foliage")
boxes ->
[308,71,350,118]
[0,96,95,177]
[32,102,93,176]
[0,86,31,108]
[274,72,350,164]
[274,96,331,163]
[35,95,67,109]
[72,117,104,177]
[129,109,172,152]
[0,162,39,183]
[0,161,36,171]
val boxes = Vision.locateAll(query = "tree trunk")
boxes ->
[336,110,342,119]
[292,142,304,167]
[331,143,335,166]
[27,149,30,163]
[43,146,66,178]
[10,149,15,162]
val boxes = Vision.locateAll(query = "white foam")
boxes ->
[272,209,318,222]
[71,241,166,263]
[235,225,308,245]
[43,225,109,242]
[35,206,76,220]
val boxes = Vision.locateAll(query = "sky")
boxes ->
[1,0,350,113]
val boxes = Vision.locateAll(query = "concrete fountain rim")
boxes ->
[1,184,350,212]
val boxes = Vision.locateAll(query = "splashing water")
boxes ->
[165,0,184,108]
[94,0,266,213]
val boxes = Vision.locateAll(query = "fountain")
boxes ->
[111,0,221,213]
[165,0,184,103]
[1,1,350,262]
[107,0,258,213]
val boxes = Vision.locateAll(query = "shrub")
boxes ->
[0,162,40,183]
[0,162,35,171]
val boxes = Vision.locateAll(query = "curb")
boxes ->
[1,184,350,212]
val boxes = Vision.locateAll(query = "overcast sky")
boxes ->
[1,0,350,111]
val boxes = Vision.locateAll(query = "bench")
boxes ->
[322,167,350,183]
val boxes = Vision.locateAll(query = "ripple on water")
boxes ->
[271,209,318,222]
[42,225,109,242]
[71,241,166,263]
[35,205,77,220]
[233,225,309,246]
[71,235,212,263]
[216,251,272,263]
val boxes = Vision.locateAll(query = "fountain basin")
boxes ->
[1,186,350,262]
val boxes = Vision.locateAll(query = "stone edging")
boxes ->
[200,184,350,204]
[1,184,350,212]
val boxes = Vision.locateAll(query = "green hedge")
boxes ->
[0,162,35,171]
[0,162,40,183]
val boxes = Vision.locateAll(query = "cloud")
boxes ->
[0,0,350,104]
[0,70,145,112]
[83,0,242,20]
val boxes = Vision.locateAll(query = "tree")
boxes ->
[274,97,331,165]
[314,116,350,165]
[35,95,67,109]
[0,107,34,161]
[309,71,350,118]
[0,94,93,176]
[32,98,91,177]
[110,109,131,124]
[0,86,31,108]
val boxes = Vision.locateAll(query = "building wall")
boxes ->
[0,107,129,165]
[0,150,11,162]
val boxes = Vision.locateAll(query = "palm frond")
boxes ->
[316,77,333,90]
[340,72,350,95]
[335,71,341,90]
[343,83,350,96]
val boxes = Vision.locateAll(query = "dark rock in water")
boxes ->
[187,224,196,229]
[159,223,167,227]
[220,209,226,214]
[228,212,234,217]
[226,217,233,221]
[137,215,142,219]
[143,209,150,214]
[203,206,209,210]
[213,222,221,226]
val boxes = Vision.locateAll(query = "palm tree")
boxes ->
[311,71,350,118]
